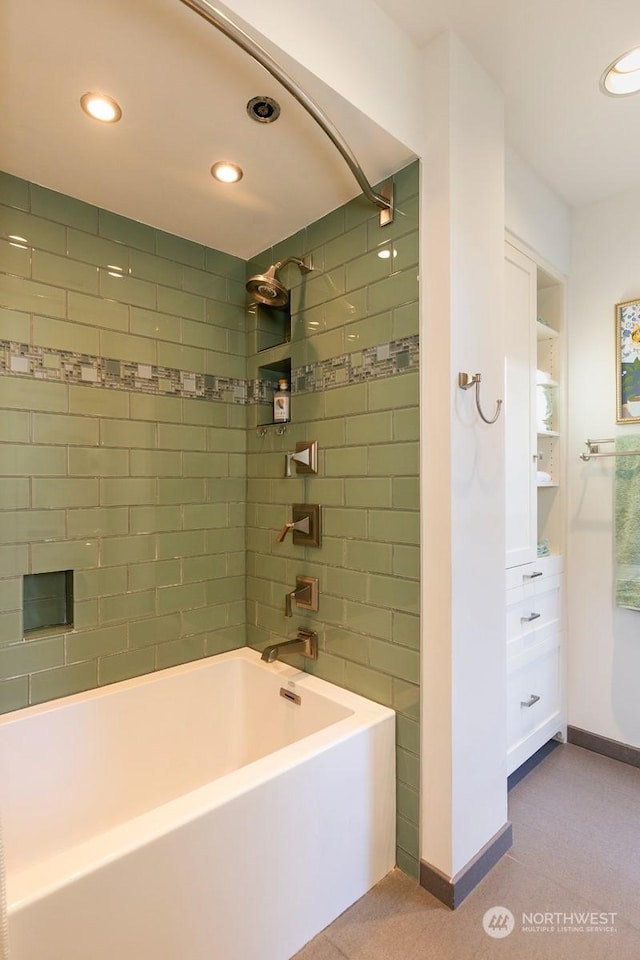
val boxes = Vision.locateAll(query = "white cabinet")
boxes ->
[504,241,566,775]
[505,243,537,568]
[505,556,563,774]
[507,638,562,772]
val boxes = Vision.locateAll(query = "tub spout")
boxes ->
[261,629,318,663]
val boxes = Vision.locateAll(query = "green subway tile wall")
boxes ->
[246,161,420,877]
[0,160,420,880]
[0,171,247,708]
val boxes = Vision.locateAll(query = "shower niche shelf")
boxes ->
[23,570,73,637]
[256,302,291,352]
[257,357,292,427]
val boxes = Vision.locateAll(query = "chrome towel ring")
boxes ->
[458,372,503,425]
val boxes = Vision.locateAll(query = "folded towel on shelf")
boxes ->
[536,470,552,484]
[615,435,640,609]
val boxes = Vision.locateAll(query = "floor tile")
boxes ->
[293,934,349,960]
[465,851,638,959]
[509,742,640,834]
[507,796,640,930]
[322,872,479,960]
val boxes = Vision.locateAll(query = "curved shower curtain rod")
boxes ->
[177,0,394,225]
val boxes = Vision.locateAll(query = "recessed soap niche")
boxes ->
[23,570,73,636]
[257,357,292,426]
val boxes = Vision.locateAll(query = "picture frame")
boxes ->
[616,298,640,423]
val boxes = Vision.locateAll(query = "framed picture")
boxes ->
[616,298,640,422]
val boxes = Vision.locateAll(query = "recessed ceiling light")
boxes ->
[211,161,244,183]
[602,47,640,96]
[80,92,122,123]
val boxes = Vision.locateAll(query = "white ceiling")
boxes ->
[0,0,413,259]
[3,0,640,259]
[376,0,640,209]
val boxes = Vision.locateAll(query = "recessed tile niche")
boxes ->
[23,571,73,636]
[257,357,292,426]
[256,303,291,352]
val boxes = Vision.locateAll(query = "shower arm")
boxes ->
[177,0,394,224]
[274,256,313,274]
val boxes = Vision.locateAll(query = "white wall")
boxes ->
[505,147,571,274]
[420,31,508,878]
[568,186,640,748]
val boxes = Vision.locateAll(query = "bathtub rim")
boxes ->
[0,646,392,728]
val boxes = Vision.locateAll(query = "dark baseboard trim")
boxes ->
[508,738,560,790]
[567,725,640,768]
[419,821,512,910]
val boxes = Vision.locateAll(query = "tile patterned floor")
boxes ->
[294,743,640,959]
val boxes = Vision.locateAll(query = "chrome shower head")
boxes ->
[246,256,313,307]
[246,264,289,307]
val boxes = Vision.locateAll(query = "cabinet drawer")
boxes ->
[506,579,561,646]
[506,555,563,592]
[506,571,562,609]
[507,638,560,753]
[508,616,560,661]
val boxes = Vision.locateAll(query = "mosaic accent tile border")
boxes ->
[251,334,419,404]
[0,341,246,404]
[297,334,419,392]
[0,334,419,405]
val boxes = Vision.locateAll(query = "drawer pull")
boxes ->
[520,612,541,623]
[520,694,541,708]
[524,570,543,580]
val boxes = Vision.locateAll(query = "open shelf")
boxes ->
[257,357,292,426]
[256,302,291,352]
[536,320,559,340]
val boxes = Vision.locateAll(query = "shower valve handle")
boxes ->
[284,576,319,617]
[285,582,312,617]
[275,515,310,543]
[284,441,318,477]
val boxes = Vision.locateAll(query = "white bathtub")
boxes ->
[0,647,395,960]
